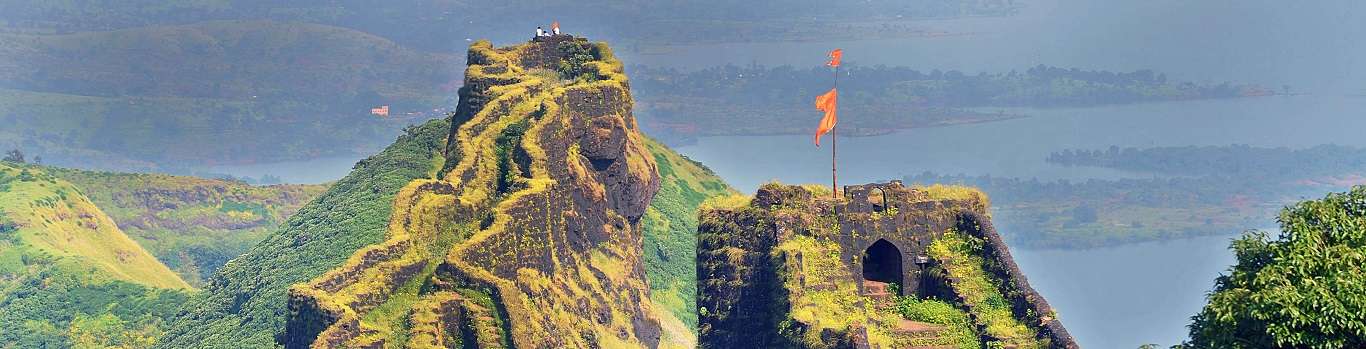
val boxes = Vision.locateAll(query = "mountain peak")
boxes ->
[283,37,664,348]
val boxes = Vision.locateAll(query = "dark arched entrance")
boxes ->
[862,239,903,292]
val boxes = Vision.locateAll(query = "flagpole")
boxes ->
[831,65,838,202]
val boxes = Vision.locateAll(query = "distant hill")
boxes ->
[0,162,190,347]
[0,1,1021,49]
[0,162,186,289]
[0,20,460,169]
[44,167,327,286]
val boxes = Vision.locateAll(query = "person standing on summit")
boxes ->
[552,21,561,35]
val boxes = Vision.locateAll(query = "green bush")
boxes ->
[1186,186,1366,348]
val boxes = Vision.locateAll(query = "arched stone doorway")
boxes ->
[862,239,903,294]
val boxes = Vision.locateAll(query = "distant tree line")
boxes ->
[631,63,1251,109]
[1047,144,1366,180]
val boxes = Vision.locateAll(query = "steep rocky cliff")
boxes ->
[282,36,669,348]
[698,181,1076,349]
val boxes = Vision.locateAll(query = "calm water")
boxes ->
[1010,235,1238,348]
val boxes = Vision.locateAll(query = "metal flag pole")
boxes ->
[832,64,839,202]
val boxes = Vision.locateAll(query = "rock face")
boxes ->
[282,36,663,348]
[697,181,1077,349]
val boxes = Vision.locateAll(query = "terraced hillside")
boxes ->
[159,37,728,349]
[281,35,671,349]
[698,182,1077,349]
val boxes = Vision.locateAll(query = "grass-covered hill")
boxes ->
[0,162,190,347]
[0,163,187,289]
[0,160,327,348]
[42,167,327,286]
[641,137,735,337]
[0,20,459,169]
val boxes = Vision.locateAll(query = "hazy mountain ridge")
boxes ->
[0,20,459,168]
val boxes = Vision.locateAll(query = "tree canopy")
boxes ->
[1187,186,1366,348]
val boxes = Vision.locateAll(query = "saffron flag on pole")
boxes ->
[826,49,843,68]
[813,88,838,146]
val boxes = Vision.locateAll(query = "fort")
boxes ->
[698,181,1077,349]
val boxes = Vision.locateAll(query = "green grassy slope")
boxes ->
[155,118,451,349]
[641,137,735,331]
[0,163,187,289]
[0,162,193,348]
[42,168,326,286]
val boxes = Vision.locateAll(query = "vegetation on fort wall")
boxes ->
[155,118,451,349]
[777,234,900,348]
[928,231,1040,348]
[1186,186,1366,349]
[892,296,979,349]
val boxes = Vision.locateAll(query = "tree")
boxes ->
[1186,186,1366,348]
[2,149,23,163]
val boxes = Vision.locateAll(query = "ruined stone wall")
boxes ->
[698,182,1078,349]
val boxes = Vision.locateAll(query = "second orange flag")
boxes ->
[813,88,838,146]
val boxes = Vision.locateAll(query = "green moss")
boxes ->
[892,297,979,349]
[928,231,1040,347]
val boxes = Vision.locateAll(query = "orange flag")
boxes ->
[813,88,838,146]
[826,49,843,68]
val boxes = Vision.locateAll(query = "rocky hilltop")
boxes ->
[698,181,1077,349]
[282,35,667,348]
